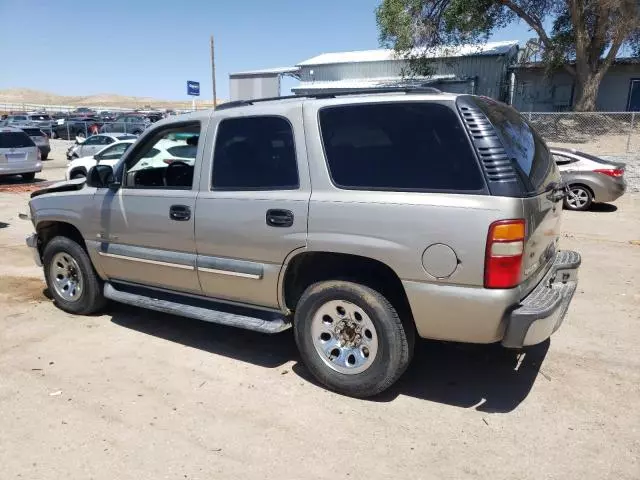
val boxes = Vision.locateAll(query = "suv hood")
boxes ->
[30,177,85,198]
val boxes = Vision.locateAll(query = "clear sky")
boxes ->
[0,0,539,101]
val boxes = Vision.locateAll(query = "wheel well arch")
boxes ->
[69,166,87,178]
[282,251,414,322]
[36,221,86,257]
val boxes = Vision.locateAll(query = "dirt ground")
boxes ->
[0,143,639,479]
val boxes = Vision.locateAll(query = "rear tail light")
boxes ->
[163,159,174,164]
[485,219,525,289]
[594,168,624,178]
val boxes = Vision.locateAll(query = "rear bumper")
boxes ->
[502,250,581,348]
[595,179,626,203]
[0,162,42,175]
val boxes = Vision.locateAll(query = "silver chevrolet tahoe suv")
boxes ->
[26,89,580,397]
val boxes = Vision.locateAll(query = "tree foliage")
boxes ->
[376,0,640,110]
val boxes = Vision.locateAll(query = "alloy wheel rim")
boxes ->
[567,188,589,208]
[311,299,379,375]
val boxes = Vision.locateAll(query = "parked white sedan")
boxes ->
[65,138,197,180]
[66,140,135,179]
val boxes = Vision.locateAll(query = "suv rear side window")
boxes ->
[473,97,555,192]
[212,116,298,190]
[0,132,34,148]
[319,103,483,192]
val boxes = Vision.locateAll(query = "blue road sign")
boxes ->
[187,81,200,96]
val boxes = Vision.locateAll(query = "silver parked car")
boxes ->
[0,127,41,181]
[66,133,138,160]
[25,90,580,397]
[551,148,626,211]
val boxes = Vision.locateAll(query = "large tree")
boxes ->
[376,0,640,111]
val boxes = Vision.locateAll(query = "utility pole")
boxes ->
[210,35,217,108]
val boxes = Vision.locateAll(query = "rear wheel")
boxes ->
[22,172,36,182]
[43,236,106,315]
[294,280,413,398]
[41,153,48,160]
[564,185,593,211]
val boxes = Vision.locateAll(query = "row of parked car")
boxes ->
[0,109,168,140]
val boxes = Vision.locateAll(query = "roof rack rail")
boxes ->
[215,86,443,111]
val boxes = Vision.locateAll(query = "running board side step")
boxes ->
[104,282,291,334]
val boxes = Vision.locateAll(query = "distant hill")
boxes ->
[0,88,217,111]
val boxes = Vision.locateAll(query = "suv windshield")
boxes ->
[472,97,557,193]
[0,131,35,148]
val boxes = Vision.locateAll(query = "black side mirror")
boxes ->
[86,165,120,190]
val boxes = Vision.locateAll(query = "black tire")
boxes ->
[22,172,36,182]
[43,236,107,315]
[41,153,48,160]
[70,171,86,180]
[564,184,593,211]
[294,280,413,398]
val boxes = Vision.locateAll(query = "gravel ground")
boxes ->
[0,141,638,479]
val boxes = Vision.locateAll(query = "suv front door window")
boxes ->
[92,122,202,293]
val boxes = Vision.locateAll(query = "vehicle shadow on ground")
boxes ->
[0,175,47,185]
[109,304,547,412]
[589,203,618,213]
[109,303,298,369]
[0,222,8,228]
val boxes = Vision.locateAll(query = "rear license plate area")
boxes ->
[5,153,27,163]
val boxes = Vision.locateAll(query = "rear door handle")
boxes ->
[169,204,191,221]
[266,209,294,227]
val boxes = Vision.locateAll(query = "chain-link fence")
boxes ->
[527,112,639,155]
[527,112,640,192]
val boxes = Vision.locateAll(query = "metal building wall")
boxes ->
[297,54,514,101]
[229,75,280,101]
[511,64,640,112]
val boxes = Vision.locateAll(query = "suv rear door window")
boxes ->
[0,132,34,148]
[212,116,299,190]
[319,102,483,192]
[472,97,556,193]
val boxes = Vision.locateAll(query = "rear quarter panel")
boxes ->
[302,98,528,343]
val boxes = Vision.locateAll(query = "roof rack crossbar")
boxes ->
[215,86,442,111]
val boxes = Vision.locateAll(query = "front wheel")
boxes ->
[43,236,106,315]
[564,185,593,211]
[294,280,413,398]
[22,172,36,181]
